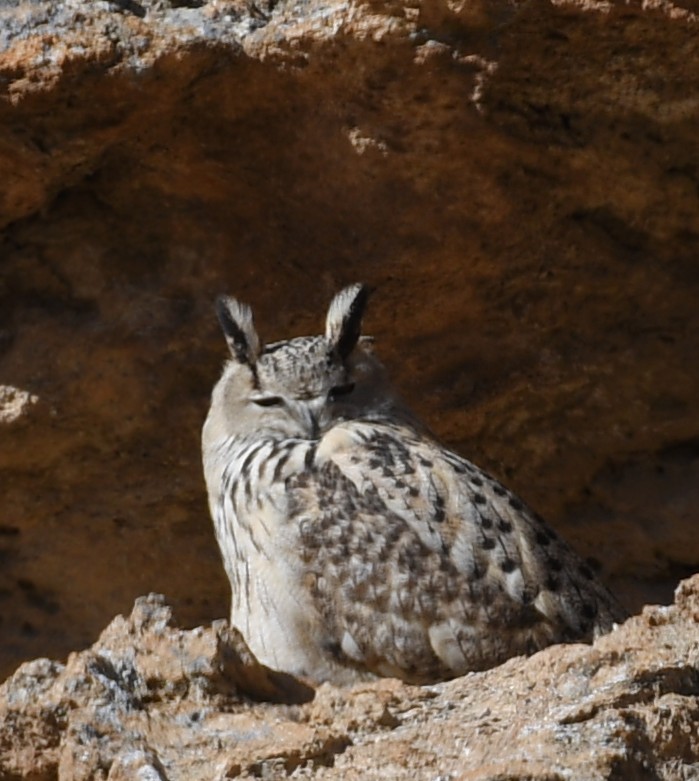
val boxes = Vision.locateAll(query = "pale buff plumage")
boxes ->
[202,284,627,685]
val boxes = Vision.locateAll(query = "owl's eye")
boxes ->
[252,396,284,407]
[329,382,355,401]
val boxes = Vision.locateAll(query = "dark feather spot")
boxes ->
[243,477,254,503]
[480,515,493,530]
[439,558,458,576]
[481,537,496,550]
[304,445,317,470]
[492,484,506,496]
[535,530,551,546]
[471,563,486,580]
[521,585,539,605]
[500,558,517,573]
[419,458,433,468]
[508,496,524,511]
[272,449,291,482]
[470,476,483,487]
[473,493,487,505]
[239,442,265,476]
[548,557,563,572]
[498,519,513,533]
[432,493,446,522]
[386,524,402,545]
[545,575,560,592]
[581,602,597,619]
[324,641,344,661]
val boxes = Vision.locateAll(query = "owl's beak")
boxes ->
[295,401,323,440]
[307,409,320,439]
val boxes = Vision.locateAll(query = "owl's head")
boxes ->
[204,284,396,444]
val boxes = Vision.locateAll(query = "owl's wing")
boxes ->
[291,419,626,683]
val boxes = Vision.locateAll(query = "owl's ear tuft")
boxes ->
[215,295,261,366]
[325,283,371,360]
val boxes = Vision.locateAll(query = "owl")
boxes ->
[202,284,627,685]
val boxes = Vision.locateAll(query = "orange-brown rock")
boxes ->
[1,577,699,779]
[1,0,699,751]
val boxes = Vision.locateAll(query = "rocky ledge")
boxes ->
[1,576,698,779]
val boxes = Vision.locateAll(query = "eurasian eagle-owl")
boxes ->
[202,284,626,684]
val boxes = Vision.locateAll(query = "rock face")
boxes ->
[1,577,699,780]
[1,0,699,768]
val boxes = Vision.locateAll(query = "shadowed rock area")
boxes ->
[1,0,699,773]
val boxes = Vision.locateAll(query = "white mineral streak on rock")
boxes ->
[0,385,38,424]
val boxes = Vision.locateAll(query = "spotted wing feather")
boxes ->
[282,420,626,683]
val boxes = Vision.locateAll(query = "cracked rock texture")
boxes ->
[1,578,699,779]
[1,0,699,771]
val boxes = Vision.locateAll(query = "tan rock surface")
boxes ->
[1,577,698,780]
[1,0,698,715]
